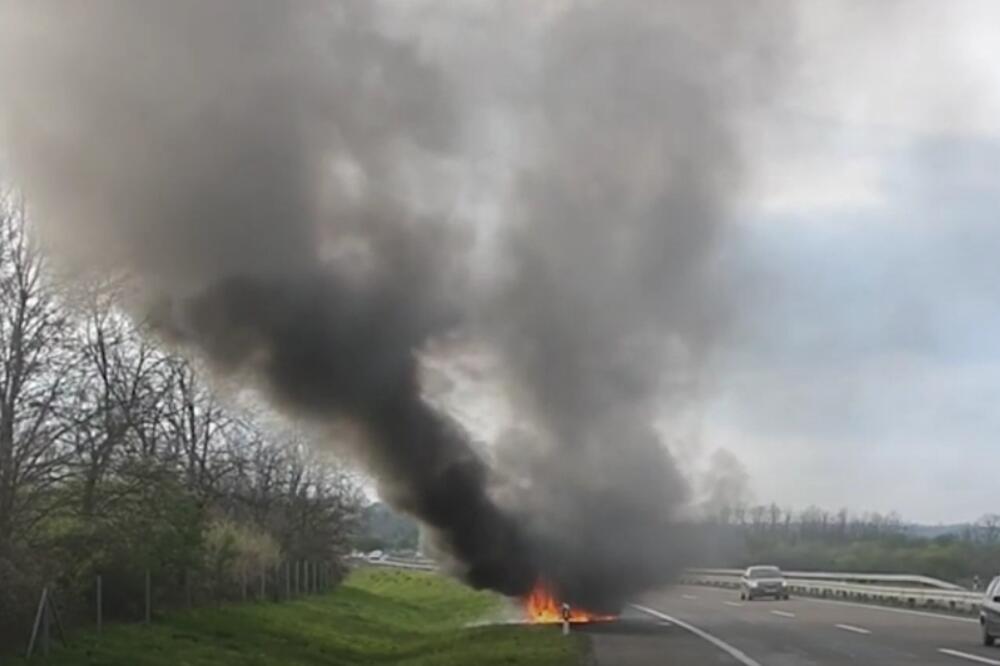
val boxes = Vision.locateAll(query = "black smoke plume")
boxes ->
[0,1,788,611]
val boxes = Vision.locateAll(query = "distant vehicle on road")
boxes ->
[740,565,790,601]
[980,575,1000,645]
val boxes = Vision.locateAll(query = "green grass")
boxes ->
[11,568,586,665]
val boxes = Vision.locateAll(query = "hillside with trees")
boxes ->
[709,502,1000,586]
[0,194,365,648]
[353,503,420,554]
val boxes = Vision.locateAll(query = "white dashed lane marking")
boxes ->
[801,596,977,624]
[724,601,745,608]
[770,610,795,618]
[938,648,1000,665]
[835,624,871,635]
[681,594,698,600]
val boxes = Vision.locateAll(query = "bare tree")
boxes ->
[67,290,172,516]
[977,514,1000,544]
[162,357,234,498]
[732,502,747,527]
[0,193,74,554]
[767,503,782,531]
[0,194,365,635]
[835,508,849,540]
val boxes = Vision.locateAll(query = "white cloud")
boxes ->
[743,135,888,216]
[790,1,1000,139]
[740,1,1000,218]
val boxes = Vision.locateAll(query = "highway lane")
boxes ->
[618,583,996,665]
[583,614,748,665]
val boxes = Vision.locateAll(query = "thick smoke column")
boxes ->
[484,5,766,609]
[0,1,787,609]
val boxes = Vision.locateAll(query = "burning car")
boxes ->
[524,581,616,624]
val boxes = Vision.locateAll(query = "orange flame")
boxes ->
[523,581,615,624]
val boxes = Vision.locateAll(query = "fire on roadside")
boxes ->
[523,580,616,624]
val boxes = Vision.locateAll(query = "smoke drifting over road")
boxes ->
[0,1,787,610]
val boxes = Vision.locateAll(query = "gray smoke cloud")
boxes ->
[0,1,789,611]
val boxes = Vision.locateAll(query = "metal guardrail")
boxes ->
[686,568,964,590]
[349,556,438,571]
[682,570,983,615]
[354,560,984,615]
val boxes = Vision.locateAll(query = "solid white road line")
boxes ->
[800,596,978,624]
[771,610,796,618]
[631,604,763,666]
[938,648,1000,665]
[835,623,871,635]
[681,594,698,600]
[724,601,745,608]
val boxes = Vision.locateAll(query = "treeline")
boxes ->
[708,502,1000,585]
[352,502,420,554]
[0,194,364,646]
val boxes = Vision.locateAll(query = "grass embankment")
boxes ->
[11,568,585,665]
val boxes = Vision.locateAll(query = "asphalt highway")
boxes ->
[581,583,995,665]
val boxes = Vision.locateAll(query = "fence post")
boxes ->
[295,560,300,596]
[97,575,103,634]
[144,569,151,624]
[27,586,48,657]
[285,561,291,600]
[42,589,51,657]
[259,567,265,601]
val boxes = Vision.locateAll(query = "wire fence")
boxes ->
[13,559,338,659]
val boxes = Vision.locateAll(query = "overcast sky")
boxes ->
[4,1,998,525]
[422,1,1000,524]
[703,1,1000,523]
